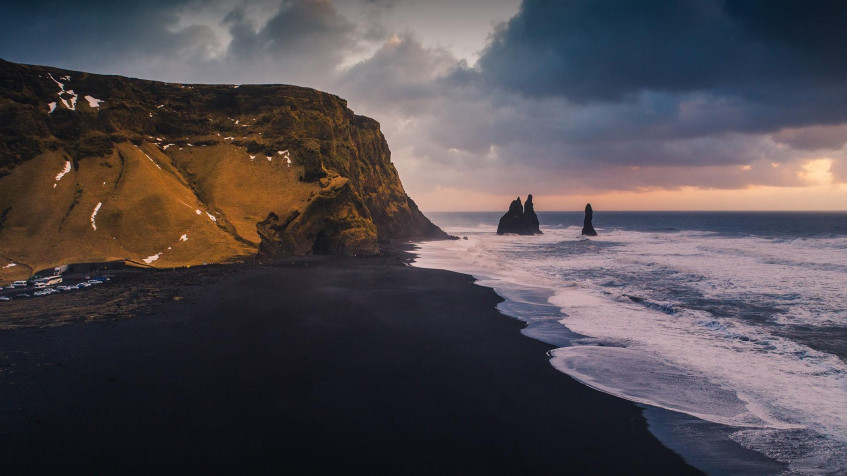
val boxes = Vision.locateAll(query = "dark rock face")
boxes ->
[524,194,540,231]
[497,195,542,235]
[582,203,597,236]
[257,177,378,257]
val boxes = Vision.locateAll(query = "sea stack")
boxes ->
[497,195,542,235]
[582,203,597,236]
[524,194,541,232]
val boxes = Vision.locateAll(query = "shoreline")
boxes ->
[1,247,700,474]
[409,240,789,474]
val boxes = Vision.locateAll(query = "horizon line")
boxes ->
[423,209,847,213]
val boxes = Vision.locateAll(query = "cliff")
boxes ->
[0,59,447,280]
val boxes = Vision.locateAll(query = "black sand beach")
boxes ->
[0,251,699,474]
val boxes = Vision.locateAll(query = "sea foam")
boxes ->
[413,214,847,473]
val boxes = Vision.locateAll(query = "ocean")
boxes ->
[413,211,847,474]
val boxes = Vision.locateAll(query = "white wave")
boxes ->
[548,284,847,440]
[413,225,847,471]
[549,346,779,428]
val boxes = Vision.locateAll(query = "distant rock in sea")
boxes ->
[582,203,597,236]
[497,195,542,235]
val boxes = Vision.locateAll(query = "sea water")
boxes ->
[413,211,847,474]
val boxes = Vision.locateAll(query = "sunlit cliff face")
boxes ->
[2,0,847,211]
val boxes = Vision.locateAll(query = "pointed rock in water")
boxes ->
[524,194,541,233]
[497,195,542,235]
[509,197,524,215]
[497,197,524,235]
[582,203,597,236]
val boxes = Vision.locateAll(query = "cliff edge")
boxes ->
[0,59,447,279]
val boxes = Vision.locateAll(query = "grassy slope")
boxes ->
[168,142,318,245]
[0,141,262,281]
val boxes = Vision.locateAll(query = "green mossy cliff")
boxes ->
[0,59,447,278]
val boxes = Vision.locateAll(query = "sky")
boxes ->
[2,0,847,211]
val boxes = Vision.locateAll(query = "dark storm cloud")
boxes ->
[470,0,847,145]
[478,0,738,101]
[477,0,847,101]
[0,0,358,87]
[0,0,198,69]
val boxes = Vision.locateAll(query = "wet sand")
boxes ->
[0,252,699,474]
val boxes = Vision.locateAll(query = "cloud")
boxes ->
[0,0,200,71]
[226,0,355,62]
[332,22,847,197]
[378,0,847,197]
[218,0,358,85]
[772,125,847,152]
[339,32,458,113]
[0,0,360,87]
[477,0,847,102]
[2,0,847,207]
[467,0,847,142]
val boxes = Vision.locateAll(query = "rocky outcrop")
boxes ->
[524,194,540,232]
[257,177,378,257]
[496,195,542,235]
[582,203,597,236]
[0,59,447,279]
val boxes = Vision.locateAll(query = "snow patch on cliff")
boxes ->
[142,253,161,264]
[90,202,102,231]
[277,150,291,167]
[84,95,103,108]
[55,161,72,183]
[135,145,162,169]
